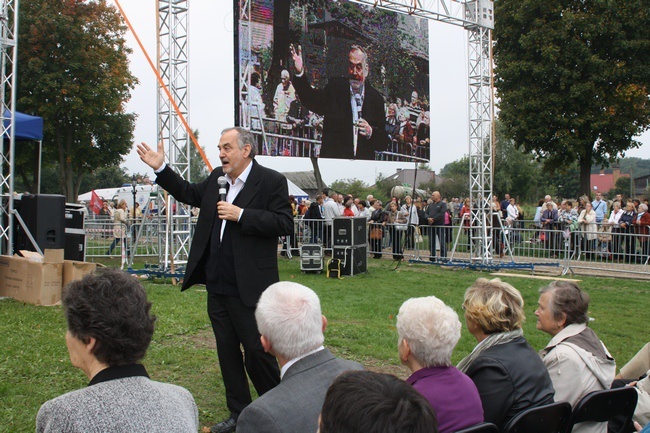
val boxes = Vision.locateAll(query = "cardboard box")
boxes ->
[0,249,64,306]
[62,260,97,287]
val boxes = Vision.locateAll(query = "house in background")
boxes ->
[382,168,436,189]
[284,171,320,199]
[590,165,628,195]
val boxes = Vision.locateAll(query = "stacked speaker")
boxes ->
[332,217,367,276]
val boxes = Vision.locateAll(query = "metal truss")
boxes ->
[0,0,18,255]
[238,0,252,127]
[157,0,191,272]
[465,2,494,265]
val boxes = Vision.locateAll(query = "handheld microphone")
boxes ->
[218,176,227,202]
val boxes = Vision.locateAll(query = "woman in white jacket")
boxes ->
[535,281,616,433]
[578,202,598,255]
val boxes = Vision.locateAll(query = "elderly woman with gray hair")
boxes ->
[458,278,555,431]
[535,281,615,433]
[36,270,198,432]
[397,296,483,433]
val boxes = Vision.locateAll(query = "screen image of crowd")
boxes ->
[238,0,430,162]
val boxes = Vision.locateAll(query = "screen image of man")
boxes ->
[290,43,388,160]
[136,128,294,433]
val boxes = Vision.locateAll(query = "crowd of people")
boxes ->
[36,271,650,433]
[291,188,650,264]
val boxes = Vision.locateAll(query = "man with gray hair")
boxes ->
[397,296,483,433]
[236,282,363,433]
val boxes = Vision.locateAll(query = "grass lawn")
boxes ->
[1,257,648,432]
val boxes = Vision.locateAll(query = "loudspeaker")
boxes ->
[65,203,85,229]
[14,194,65,252]
[64,231,86,261]
[333,217,367,246]
[333,245,367,276]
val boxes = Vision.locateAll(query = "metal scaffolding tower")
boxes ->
[0,0,18,255]
[349,0,496,264]
[157,0,191,273]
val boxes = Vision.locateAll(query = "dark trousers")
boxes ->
[391,226,404,260]
[207,293,280,417]
[429,225,447,259]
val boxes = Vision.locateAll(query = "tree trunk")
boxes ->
[311,156,325,191]
[578,152,593,199]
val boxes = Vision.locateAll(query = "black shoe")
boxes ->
[210,417,237,433]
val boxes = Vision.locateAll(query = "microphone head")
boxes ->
[217,176,227,187]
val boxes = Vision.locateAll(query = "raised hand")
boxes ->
[290,43,303,74]
[136,141,165,171]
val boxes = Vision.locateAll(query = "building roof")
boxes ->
[283,171,320,192]
[590,172,628,193]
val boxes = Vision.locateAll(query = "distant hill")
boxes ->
[591,157,650,178]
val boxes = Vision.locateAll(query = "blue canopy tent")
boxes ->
[3,110,44,192]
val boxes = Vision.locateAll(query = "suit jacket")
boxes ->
[155,160,294,307]
[426,200,447,226]
[236,349,363,433]
[293,74,388,160]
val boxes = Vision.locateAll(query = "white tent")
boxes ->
[287,178,308,203]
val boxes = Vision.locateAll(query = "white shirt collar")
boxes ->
[225,159,253,186]
[280,346,325,379]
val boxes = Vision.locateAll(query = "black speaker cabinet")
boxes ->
[14,194,66,252]
[65,203,86,230]
[64,231,86,261]
[333,245,367,276]
[333,217,367,247]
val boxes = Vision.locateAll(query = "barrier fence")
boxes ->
[84,215,650,277]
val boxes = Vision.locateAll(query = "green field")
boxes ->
[1,258,647,432]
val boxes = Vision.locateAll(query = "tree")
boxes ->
[17,0,137,202]
[330,178,372,200]
[189,130,210,183]
[608,176,632,200]
[438,157,470,199]
[494,0,650,196]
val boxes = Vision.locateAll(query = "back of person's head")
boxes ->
[319,371,438,433]
[63,269,156,366]
[396,296,461,367]
[539,281,590,326]
[255,281,324,360]
[463,277,525,333]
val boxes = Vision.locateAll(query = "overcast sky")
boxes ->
[118,1,650,185]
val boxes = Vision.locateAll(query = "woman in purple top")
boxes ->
[397,296,484,433]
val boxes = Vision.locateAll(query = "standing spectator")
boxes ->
[273,70,295,129]
[634,203,650,262]
[107,200,129,256]
[578,202,598,256]
[500,194,511,219]
[322,188,339,251]
[356,201,371,221]
[491,196,504,258]
[342,196,355,217]
[401,196,418,250]
[592,191,607,224]
[619,201,637,263]
[608,201,624,260]
[426,191,447,261]
[540,202,559,257]
[387,202,406,260]
[369,200,387,259]
[304,196,324,244]
[98,201,111,239]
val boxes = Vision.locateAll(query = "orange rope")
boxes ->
[113,0,213,171]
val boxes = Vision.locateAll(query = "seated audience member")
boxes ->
[536,281,615,433]
[236,282,363,433]
[458,278,555,431]
[318,370,438,433]
[36,270,198,433]
[396,296,483,433]
[614,343,650,428]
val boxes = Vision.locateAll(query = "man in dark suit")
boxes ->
[426,191,448,261]
[236,281,363,433]
[290,43,388,160]
[136,127,294,433]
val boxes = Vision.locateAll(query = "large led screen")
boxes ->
[235,0,430,162]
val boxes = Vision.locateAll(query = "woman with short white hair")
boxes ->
[397,296,483,433]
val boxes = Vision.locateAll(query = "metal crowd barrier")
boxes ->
[86,214,650,277]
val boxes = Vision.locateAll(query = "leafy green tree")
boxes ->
[189,130,210,183]
[17,0,137,202]
[330,178,372,200]
[609,176,632,200]
[494,0,650,196]
[438,157,470,199]
[78,165,129,193]
[371,173,401,203]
